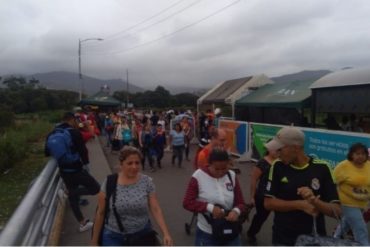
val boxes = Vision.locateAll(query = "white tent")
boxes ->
[197,74,274,118]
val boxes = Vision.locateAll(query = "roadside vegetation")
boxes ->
[0,111,64,228]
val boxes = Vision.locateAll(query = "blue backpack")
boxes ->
[47,127,80,166]
[122,129,132,142]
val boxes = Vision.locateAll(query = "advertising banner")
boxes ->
[250,124,280,160]
[303,130,370,168]
[219,120,248,157]
[250,123,370,168]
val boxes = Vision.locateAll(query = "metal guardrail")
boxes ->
[0,159,63,246]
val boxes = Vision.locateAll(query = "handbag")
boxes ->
[208,217,241,242]
[295,215,360,246]
[126,229,160,246]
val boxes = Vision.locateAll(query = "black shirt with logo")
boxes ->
[265,157,339,246]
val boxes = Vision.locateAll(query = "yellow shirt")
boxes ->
[334,159,370,208]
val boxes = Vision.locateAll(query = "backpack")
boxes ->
[46,127,80,167]
[122,128,132,142]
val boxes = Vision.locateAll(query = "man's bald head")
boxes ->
[210,128,227,148]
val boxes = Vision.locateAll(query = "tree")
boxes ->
[2,76,42,91]
[29,77,40,88]
[152,86,171,107]
[3,76,26,91]
[114,85,198,108]
[172,93,198,107]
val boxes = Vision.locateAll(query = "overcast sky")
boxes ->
[1,0,370,88]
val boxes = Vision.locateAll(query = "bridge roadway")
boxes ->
[59,136,340,246]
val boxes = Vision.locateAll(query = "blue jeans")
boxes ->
[194,227,241,246]
[334,205,369,246]
[106,131,112,147]
[101,222,152,246]
[102,228,127,246]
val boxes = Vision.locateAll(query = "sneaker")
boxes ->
[150,168,156,172]
[79,220,94,232]
[57,189,68,200]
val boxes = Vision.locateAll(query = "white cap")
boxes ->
[265,126,305,151]
[214,108,221,115]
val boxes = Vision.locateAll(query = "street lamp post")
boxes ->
[78,38,103,101]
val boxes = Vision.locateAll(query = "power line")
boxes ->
[105,0,186,40]
[85,0,184,46]
[110,0,202,42]
[85,0,201,49]
[89,0,241,56]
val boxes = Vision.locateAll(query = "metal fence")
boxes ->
[0,159,63,246]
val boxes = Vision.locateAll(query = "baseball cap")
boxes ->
[214,108,221,115]
[265,126,305,151]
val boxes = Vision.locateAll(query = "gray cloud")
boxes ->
[1,0,370,89]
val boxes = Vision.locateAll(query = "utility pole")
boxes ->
[78,39,82,101]
[126,69,129,108]
[78,38,103,101]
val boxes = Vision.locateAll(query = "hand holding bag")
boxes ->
[295,215,360,246]
[202,171,242,243]
[208,216,241,242]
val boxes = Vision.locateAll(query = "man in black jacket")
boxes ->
[45,112,100,232]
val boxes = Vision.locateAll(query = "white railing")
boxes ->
[0,159,63,246]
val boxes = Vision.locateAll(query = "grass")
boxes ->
[0,113,55,228]
[0,143,47,227]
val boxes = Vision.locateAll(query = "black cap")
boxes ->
[63,112,75,121]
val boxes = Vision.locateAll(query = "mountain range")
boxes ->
[2,69,332,96]
[26,71,145,95]
[270,69,331,83]
[20,71,209,96]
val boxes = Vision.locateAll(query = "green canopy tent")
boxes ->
[79,91,122,108]
[235,80,315,126]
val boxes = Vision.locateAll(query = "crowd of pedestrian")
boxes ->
[44,107,370,246]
